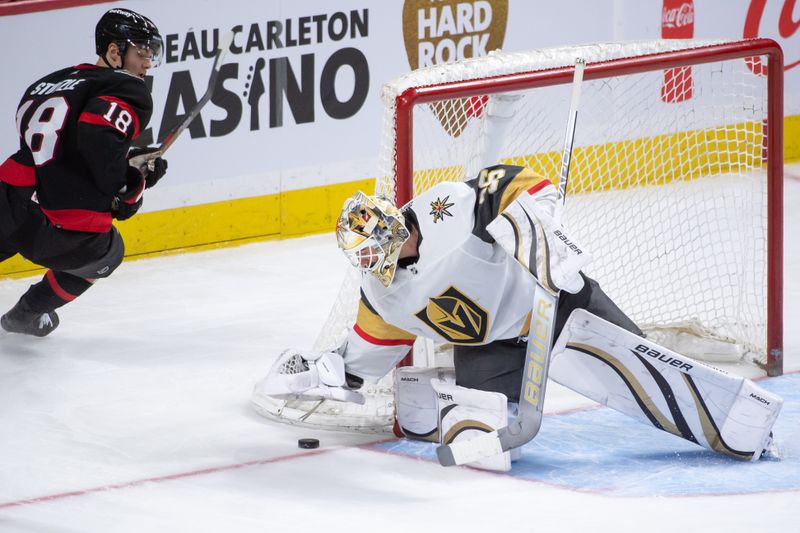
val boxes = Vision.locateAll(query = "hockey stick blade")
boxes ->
[129,31,234,171]
[437,411,546,465]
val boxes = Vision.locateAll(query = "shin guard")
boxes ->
[551,309,782,460]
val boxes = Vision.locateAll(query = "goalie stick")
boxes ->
[128,31,234,171]
[437,58,586,467]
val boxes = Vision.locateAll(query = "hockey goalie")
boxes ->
[253,164,782,470]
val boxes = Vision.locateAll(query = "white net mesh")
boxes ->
[304,39,780,432]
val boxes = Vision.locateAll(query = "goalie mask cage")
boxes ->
[255,38,784,434]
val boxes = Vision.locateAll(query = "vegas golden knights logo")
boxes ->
[415,286,489,344]
[401,0,508,137]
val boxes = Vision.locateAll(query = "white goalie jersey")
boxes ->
[343,165,557,382]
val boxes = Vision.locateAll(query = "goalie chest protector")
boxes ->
[361,181,536,345]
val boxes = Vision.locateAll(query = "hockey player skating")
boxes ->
[260,165,782,470]
[0,8,167,336]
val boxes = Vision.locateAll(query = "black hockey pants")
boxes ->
[0,182,124,312]
[453,273,642,402]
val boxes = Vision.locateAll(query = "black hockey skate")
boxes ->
[1,300,59,337]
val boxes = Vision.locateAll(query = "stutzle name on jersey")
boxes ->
[29,79,87,96]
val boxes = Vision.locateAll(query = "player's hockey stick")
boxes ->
[128,31,235,171]
[437,58,586,467]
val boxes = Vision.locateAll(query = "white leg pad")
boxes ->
[432,379,511,471]
[394,366,454,442]
[551,309,783,461]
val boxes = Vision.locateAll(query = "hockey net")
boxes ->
[253,39,784,433]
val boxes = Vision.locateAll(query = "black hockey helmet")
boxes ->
[95,8,163,67]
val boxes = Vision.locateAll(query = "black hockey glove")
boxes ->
[111,167,145,221]
[128,146,169,189]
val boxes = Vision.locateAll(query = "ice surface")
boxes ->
[1,165,799,532]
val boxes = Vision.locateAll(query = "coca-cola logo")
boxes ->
[661,1,694,102]
[744,0,799,73]
[662,2,695,28]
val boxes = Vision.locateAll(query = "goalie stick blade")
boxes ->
[496,413,544,450]
[436,444,457,466]
[436,431,504,467]
[436,418,546,467]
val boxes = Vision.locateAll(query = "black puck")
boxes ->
[298,438,320,449]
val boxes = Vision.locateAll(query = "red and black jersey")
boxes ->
[0,64,152,232]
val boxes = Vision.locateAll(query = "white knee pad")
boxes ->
[394,366,455,442]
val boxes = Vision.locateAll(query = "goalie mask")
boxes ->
[336,191,410,287]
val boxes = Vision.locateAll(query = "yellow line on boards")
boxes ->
[1,115,798,280]
[0,178,375,279]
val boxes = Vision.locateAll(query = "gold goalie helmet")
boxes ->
[336,191,410,287]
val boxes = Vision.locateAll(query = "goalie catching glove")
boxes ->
[487,190,590,294]
[260,348,365,404]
